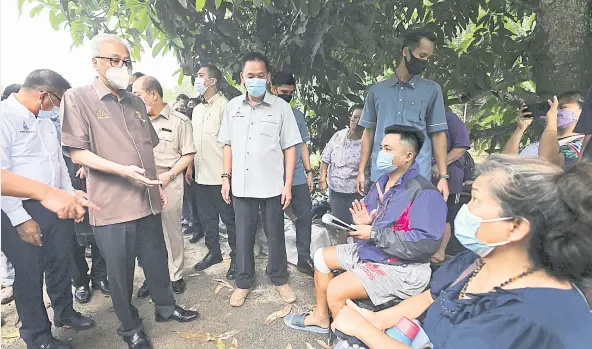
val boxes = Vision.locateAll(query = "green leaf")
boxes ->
[177,70,185,86]
[145,24,155,47]
[195,0,206,11]
[18,0,26,15]
[152,40,166,58]
[107,0,117,18]
[49,10,60,30]
[30,5,44,17]
[215,0,222,9]
[172,37,185,48]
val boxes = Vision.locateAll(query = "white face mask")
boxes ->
[105,66,131,90]
[195,77,210,95]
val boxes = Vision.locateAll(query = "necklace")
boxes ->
[459,260,538,299]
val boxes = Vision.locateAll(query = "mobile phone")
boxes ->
[524,102,550,118]
[322,213,357,231]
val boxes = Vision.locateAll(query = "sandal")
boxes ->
[284,313,330,334]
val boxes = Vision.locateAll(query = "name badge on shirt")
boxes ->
[161,128,172,133]
[233,110,244,118]
[96,109,110,119]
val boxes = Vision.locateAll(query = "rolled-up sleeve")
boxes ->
[359,88,377,129]
[448,113,471,149]
[217,104,232,145]
[280,104,302,150]
[0,118,31,226]
[426,84,447,134]
[60,91,90,152]
[179,119,196,155]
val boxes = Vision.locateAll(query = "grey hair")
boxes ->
[479,154,592,282]
[90,33,129,57]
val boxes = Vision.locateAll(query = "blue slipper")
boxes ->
[284,313,330,334]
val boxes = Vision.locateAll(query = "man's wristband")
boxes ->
[439,174,450,179]
[305,169,313,174]
[221,173,231,180]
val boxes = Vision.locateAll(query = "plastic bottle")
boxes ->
[384,316,420,346]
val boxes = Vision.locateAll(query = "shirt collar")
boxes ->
[92,77,132,101]
[377,161,421,190]
[389,75,418,89]
[158,104,171,119]
[4,94,35,119]
[205,92,221,105]
[243,92,273,106]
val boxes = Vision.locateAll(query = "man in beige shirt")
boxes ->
[187,64,237,280]
[133,76,196,296]
[61,34,198,348]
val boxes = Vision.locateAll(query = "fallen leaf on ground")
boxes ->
[174,330,215,341]
[217,330,241,340]
[214,279,234,290]
[265,304,292,324]
[2,332,19,339]
[215,284,224,294]
[305,343,316,349]
[316,339,331,349]
[229,338,238,349]
[148,299,153,303]
[285,345,292,349]
[186,273,200,278]
[215,338,226,349]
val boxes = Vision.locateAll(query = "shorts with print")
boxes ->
[335,243,431,305]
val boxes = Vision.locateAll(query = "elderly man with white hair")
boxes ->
[60,33,199,349]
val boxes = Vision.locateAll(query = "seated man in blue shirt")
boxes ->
[357,29,449,201]
[284,125,447,334]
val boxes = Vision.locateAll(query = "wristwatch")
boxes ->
[169,172,177,180]
[439,174,450,179]
[305,169,313,174]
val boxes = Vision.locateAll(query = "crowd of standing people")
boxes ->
[1,28,591,349]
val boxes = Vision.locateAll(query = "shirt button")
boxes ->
[398,112,401,114]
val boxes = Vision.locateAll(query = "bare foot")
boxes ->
[303,310,330,329]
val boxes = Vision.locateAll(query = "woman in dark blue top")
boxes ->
[331,155,592,348]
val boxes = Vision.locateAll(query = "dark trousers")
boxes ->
[328,190,361,225]
[233,195,288,289]
[183,180,203,231]
[64,155,108,286]
[195,184,237,258]
[329,189,362,243]
[71,238,107,287]
[288,184,313,261]
[1,201,76,347]
[92,214,175,337]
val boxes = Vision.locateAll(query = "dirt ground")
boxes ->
[1,235,329,349]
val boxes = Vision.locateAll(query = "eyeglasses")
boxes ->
[41,91,61,106]
[95,56,134,68]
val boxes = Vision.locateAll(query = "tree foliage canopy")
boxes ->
[24,0,592,152]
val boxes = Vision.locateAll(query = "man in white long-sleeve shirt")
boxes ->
[0,69,94,349]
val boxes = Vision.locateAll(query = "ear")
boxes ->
[239,72,245,85]
[507,217,531,243]
[402,46,409,58]
[271,86,278,95]
[267,72,271,84]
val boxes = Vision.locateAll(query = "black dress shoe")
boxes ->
[137,280,150,299]
[297,258,315,277]
[39,337,73,349]
[226,259,236,280]
[55,312,95,330]
[193,252,223,271]
[92,279,111,296]
[183,225,194,235]
[74,285,91,304]
[172,278,186,294]
[124,331,152,349]
[188,231,205,244]
[155,305,199,323]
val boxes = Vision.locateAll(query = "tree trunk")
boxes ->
[534,0,592,97]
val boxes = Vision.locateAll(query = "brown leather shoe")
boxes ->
[275,284,296,304]
[229,288,250,307]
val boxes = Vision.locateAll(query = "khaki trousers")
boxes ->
[161,174,185,281]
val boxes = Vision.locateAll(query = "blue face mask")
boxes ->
[376,151,409,174]
[454,204,513,257]
[245,78,267,98]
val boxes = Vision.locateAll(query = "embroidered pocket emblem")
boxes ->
[96,109,109,119]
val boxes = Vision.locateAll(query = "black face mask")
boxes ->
[404,49,429,76]
[278,93,293,103]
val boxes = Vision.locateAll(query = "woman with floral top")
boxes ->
[320,106,365,238]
